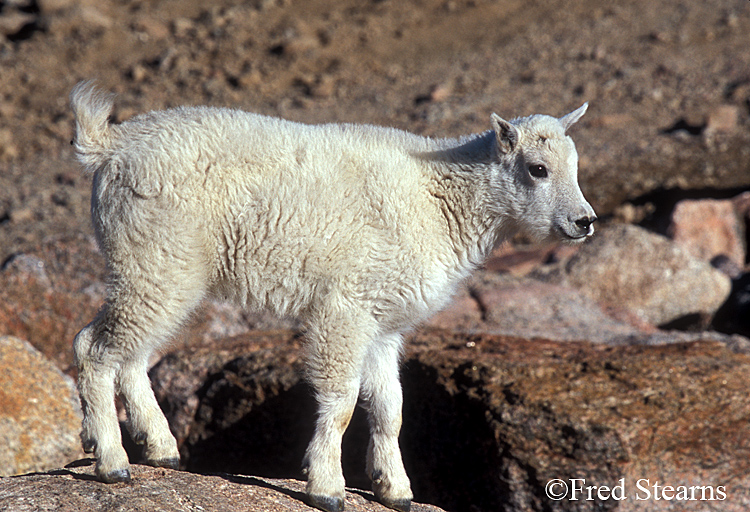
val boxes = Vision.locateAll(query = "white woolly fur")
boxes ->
[70,81,595,512]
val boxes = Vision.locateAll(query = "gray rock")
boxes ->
[533,224,732,326]
[429,270,744,348]
[467,272,643,343]
[0,461,445,512]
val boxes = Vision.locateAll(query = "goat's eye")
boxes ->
[528,164,548,178]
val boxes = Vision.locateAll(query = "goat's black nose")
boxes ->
[575,215,597,230]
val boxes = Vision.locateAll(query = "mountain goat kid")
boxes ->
[70,81,595,512]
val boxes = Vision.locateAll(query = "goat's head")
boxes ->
[489,104,596,244]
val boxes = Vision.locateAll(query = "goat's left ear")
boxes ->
[491,113,519,154]
[559,103,588,132]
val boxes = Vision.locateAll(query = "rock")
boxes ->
[271,22,321,59]
[171,17,196,38]
[36,0,77,13]
[0,11,36,38]
[0,236,107,370]
[74,5,113,30]
[428,83,452,103]
[667,198,746,267]
[705,104,740,135]
[405,331,750,512]
[426,285,483,331]
[429,269,742,347]
[147,329,750,511]
[7,206,33,223]
[174,334,311,480]
[430,272,646,343]
[148,331,303,452]
[0,335,83,477]
[534,224,732,327]
[134,18,170,42]
[473,272,648,342]
[734,190,750,227]
[0,461,445,512]
[0,128,19,160]
[482,242,567,276]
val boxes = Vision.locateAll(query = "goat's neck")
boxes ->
[421,132,516,268]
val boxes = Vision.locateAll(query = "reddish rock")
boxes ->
[465,272,642,342]
[483,242,560,276]
[425,285,483,330]
[0,335,84,477]
[149,331,303,451]
[733,191,750,244]
[427,271,731,345]
[0,235,105,372]
[405,330,750,512]
[667,198,746,267]
[146,329,750,512]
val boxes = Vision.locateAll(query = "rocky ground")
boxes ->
[1,0,750,511]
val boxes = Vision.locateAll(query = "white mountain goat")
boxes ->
[70,81,595,512]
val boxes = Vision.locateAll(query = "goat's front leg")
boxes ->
[302,307,374,512]
[360,334,412,512]
[304,379,359,512]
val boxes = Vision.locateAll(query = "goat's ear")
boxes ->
[491,113,519,154]
[559,103,588,132]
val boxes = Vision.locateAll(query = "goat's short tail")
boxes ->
[70,81,115,172]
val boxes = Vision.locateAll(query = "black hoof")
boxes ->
[379,498,411,512]
[147,457,180,470]
[100,468,132,484]
[82,439,96,453]
[307,494,344,512]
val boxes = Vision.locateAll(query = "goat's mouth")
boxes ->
[556,224,595,243]
[566,233,591,242]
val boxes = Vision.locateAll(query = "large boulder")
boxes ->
[0,236,105,370]
[0,462,446,512]
[533,224,732,327]
[428,270,741,348]
[147,329,750,512]
[404,330,750,512]
[0,335,83,476]
[428,272,646,344]
[148,331,304,454]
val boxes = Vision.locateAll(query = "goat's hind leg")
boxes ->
[113,278,205,473]
[75,277,204,482]
[74,314,131,483]
[118,353,180,469]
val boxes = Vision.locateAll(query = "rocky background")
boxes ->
[1,0,750,511]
